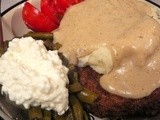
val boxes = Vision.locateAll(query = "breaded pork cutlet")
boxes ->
[78,66,160,118]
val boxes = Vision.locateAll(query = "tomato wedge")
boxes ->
[41,0,62,24]
[71,0,83,4]
[55,0,84,11]
[22,0,84,32]
[41,0,84,16]
[55,0,70,11]
[22,2,58,32]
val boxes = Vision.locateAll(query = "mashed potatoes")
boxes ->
[54,0,160,98]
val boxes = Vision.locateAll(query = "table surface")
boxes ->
[1,0,160,12]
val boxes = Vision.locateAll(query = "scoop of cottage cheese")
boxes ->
[0,37,69,115]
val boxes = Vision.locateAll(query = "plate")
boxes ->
[2,0,40,40]
[1,0,160,120]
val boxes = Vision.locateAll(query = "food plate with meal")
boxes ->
[1,0,160,120]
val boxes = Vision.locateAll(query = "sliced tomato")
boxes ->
[55,0,70,10]
[22,2,58,32]
[55,0,84,10]
[41,0,62,24]
[41,0,84,20]
[70,0,80,4]
[69,0,84,5]
[22,0,84,32]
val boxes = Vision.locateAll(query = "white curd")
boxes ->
[0,37,69,115]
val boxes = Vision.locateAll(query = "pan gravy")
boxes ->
[54,0,160,98]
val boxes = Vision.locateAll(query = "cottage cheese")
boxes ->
[0,37,69,115]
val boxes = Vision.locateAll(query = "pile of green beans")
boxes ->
[23,32,53,40]
[23,32,98,120]
[68,65,98,104]
[28,107,52,120]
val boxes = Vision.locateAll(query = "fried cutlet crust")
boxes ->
[77,66,160,118]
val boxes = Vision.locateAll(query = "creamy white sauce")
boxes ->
[0,37,69,115]
[54,0,160,98]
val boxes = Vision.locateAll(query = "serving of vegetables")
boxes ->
[22,0,84,32]
[0,31,97,120]
[23,32,98,120]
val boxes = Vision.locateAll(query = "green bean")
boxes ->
[65,107,74,120]
[77,88,98,104]
[68,82,83,93]
[69,95,83,120]
[53,112,66,120]
[43,39,54,50]
[0,40,6,56]
[23,31,54,50]
[68,71,79,84]
[28,107,43,120]
[58,52,69,67]
[68,65,77,84]
[73,72,79,82]
[68,64,75,71]
[3,41,9,52]
[68,65,76,75]
[43,110,51,120]
[83,110,90,120]
[53,42,62,50]
[23,32,53,40]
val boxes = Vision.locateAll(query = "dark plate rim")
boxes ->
[147,0,160,8]
[1,0,160,17]
[1,0,27,16]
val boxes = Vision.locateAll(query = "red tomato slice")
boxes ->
[41,0,62,24]
[41,0,84,21]
[54,0,84,13]
[55,0,84,10]
[70,0,79,4]
[53,0,69,15]
[55,0,70,10]
[22,2,58,32]
[70,0,84,4]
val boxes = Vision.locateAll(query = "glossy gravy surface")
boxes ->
[54,0,160,98]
